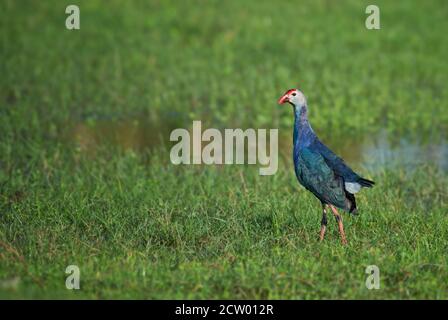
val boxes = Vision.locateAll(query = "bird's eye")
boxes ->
[292,92,297,96]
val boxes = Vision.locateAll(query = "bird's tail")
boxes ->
[358,178,375,188]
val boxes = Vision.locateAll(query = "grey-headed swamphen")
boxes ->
[278,88,374,245]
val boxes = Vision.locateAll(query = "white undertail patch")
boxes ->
[345,182,361,194]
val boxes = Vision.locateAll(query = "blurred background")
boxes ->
[1,0,447,168]
[0,0,447,299]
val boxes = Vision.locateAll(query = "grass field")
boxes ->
[1,0,447,299]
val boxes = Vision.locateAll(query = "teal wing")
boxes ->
[295,147,347,209]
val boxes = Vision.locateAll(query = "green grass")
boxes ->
[1,0,447,299]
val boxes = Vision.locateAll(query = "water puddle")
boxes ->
[67,112,186,155]
[359,130,447,173]
[65,117,447,173]
[71,119,165,153]
[307,129,446,173]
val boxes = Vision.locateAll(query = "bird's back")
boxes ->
[293,126,360,212]
[294,143,351,210]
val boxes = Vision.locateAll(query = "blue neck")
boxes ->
[293,105,315,151]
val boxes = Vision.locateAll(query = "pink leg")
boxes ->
[329,205,347,245]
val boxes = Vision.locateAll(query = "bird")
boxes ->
[278,88,374,245]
